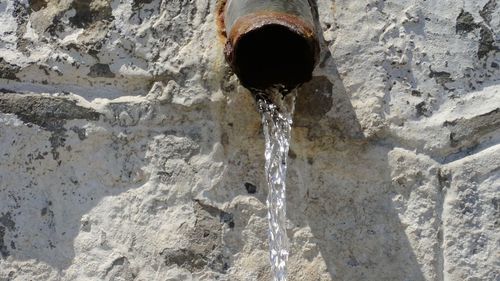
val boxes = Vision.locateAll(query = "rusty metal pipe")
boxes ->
[223,0,319,91]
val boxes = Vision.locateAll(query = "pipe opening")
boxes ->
[232,24,316,91]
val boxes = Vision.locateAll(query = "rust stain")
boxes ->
[227,11,316,47]
[215,0,228,43]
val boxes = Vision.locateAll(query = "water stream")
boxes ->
[255,88,297,281]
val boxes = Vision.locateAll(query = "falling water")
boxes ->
[255,87,296,281]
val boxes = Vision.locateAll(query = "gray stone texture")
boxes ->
[0,0,499,280]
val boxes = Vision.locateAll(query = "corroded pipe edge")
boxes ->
[216,0,228,42]
[224,11,320,69]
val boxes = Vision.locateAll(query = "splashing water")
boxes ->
[255,87,296,281]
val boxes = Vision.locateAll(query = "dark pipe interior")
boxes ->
[232,24,316,91]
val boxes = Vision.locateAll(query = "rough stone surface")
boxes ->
[0,0,499,280]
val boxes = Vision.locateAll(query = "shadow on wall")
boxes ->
[295,75,364,141]
[288,62,426,280]
[287,146,427,281]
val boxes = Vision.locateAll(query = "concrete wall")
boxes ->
[0,0,499,280]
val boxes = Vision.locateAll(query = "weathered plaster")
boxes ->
[0,0,499,280]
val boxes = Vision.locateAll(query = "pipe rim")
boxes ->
[224,12,319,90]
